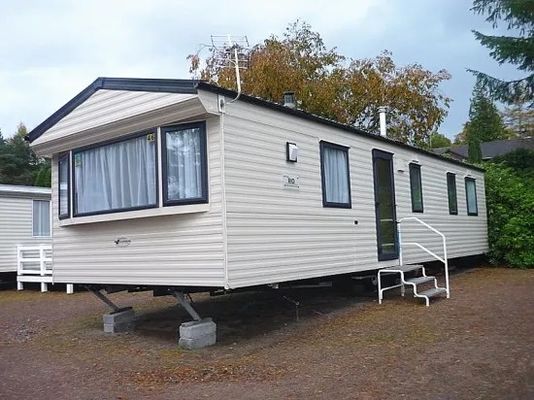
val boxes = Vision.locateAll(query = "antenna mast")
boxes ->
[210,34,250,103]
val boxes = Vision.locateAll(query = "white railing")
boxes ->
[17,244,53,292]
[397,217,450,298]
[17,245,74,294]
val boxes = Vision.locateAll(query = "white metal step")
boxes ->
[418,287,447,298]
[405,276,435,286]
[381,264,424,273]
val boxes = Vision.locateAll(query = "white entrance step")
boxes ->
[418,287,447,298]
[405,276,435,285]
[378,264,448,307]
[381,264,424,273]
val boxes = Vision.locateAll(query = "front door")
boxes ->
[372,149,399,261]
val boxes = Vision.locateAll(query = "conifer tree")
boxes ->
[469,0,534,104]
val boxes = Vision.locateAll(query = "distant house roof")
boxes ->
[434,137,534,161]
[0,184,51,198]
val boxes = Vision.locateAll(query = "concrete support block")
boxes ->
[178,318,216,349]
[103,307,135,333]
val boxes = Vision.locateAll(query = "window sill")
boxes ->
[59,203,210,226]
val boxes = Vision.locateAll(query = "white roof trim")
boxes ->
[0,184,51,196]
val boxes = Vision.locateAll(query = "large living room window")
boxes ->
[73,132,157,216]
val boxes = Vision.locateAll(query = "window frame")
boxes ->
[319,141,352,209]
[161,121,209,207]
[71,130,159,218]
[465,177,478,216]
[409,163,424,213]
[447,172,458,215]
[58,153,70,220]
[32,199,51,237]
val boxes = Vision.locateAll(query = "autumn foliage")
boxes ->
[189,21,451,147]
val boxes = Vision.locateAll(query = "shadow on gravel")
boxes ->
[134,282,376,345]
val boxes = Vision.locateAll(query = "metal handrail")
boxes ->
[397,217,449,298]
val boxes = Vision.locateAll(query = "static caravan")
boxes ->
[27,78,487,344]
[0,184,51,285]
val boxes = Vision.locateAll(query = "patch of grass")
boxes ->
[0,290,53,305]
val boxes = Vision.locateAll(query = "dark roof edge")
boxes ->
[197,82,485,173]
[27,77,198,143]
[26,76,483,173]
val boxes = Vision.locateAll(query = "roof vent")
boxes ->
[378,106,387,137]
[283,91,296,109]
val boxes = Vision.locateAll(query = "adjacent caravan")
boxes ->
[27,78,488,304]
[0,184,51,277]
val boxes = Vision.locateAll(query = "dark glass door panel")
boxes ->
[372,150,399,261]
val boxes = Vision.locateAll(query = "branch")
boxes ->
[467,69,534,104]
[473,31,534,71]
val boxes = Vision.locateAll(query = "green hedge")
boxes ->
[484,149,534,268]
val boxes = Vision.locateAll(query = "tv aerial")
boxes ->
[195,35,250,103]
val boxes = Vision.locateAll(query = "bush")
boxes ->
[484,150,534,268]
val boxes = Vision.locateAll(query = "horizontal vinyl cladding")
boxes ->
[51,117,225,286]
[32,90,197,147]
[0,196,51,272]
[222,100,488,288]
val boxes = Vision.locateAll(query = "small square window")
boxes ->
[320,141,351,208]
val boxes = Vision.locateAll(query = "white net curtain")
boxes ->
[74,134,157,215]
[165,127,203,201]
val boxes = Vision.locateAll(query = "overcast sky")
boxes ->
[0,0,522,139]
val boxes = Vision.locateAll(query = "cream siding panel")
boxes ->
[0,195,51,273]
[51,116,225,286]
[222,101,488,289]
[33,90,197,146]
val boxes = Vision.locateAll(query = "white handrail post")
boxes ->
[39,245,47,293]
[443,236,450,298]
[17,246,22,275]
[16,246,23,291]
[398,220,403,266]
[39,245,45,277]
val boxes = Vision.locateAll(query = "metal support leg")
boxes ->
[88,287,122,312]
[41,282,48,293]
[173,291,201,321]
[281,295,300,321]
[17,281,23,291]
[400,272,405,297]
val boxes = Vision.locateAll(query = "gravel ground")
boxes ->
[0,267,533,400]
